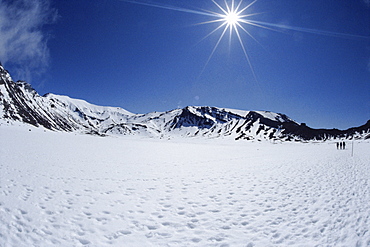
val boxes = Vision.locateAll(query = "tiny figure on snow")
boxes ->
[336,142,339,149]
[339,142,343,149]
[342,141,346,149]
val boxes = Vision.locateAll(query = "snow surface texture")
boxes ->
[1,125,370,247]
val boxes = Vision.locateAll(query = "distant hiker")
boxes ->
[336,142,339,149]
[342,141,346,149]
[340,142,343,149]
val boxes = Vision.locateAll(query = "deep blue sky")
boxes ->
[2,0,370,129]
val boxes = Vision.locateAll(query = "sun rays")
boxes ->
[198,0,260,80]
[120,0,370,81]
[120,0,261,79]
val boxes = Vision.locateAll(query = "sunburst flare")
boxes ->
[199,0,260,80]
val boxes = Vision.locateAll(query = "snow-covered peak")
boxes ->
[44,93,134,117]
[1,64,369,141]
[254,111,296,123]
[0,64,13,82]
[222,108,250,117]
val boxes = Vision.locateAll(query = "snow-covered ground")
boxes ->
[1,125,369,247]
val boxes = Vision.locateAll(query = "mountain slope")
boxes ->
[1,64,369,141]
[0,65,133,134]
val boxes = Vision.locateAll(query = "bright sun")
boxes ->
[224,11,241,26]
[123,0,368,82]
[121,0,260,79]
[199,0,259,78]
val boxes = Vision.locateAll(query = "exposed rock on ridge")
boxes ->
[1,65,369,141]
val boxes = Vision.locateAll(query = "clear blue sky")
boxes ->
[1,0,369,129]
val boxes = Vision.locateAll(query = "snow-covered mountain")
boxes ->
[1,64,369,141]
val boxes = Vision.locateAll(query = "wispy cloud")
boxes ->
[0,0,57,81]
[363,0,370,8]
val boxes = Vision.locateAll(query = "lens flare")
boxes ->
[225,12,240,26]
[198,0,260,80]
[120,0,369,81]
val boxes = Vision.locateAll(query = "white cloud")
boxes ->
[0,0,57,81]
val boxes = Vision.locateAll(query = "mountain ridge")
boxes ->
[1,64,369,141]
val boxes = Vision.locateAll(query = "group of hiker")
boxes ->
[336,141,346,150]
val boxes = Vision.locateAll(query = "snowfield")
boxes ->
[1,125,369,247]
